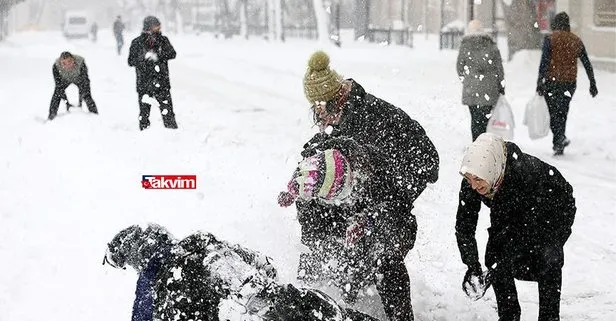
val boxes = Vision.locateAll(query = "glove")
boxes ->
[462,265,491,301]
[590,82,598,98]
[277,191,296,207]
[498,87,505,95]
[345,215,372,247]
[319,136,362,156]
[145,51,159,62]
[301,132,330,158]
[536,83,545,96]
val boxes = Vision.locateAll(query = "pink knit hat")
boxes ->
[278,149,353,207]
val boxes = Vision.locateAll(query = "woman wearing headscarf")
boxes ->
[536,12,598,155]
[455,133,576,321]
[456,20,506,141]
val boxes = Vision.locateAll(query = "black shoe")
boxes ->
[563,138,570,147]
[164,120,178,129]
[48,114,56,121]
[553,148,564,156]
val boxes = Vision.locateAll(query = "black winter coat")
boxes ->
[455,142,576,280]
[296,79,439,252]
[128,32,176,94]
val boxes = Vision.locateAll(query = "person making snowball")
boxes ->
[48,51,98,121]
[128,16,178,130]
[455,133,576,321]
[103,223,380,321]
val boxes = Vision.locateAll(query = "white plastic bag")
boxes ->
[486,95,515,141]
[523,94,550,140]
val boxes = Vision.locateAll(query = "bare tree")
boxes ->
[501,0,542,61]
[312,0,329,44]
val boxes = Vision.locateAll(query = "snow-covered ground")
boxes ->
[0,29,614,321]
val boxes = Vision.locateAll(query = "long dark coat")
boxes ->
[456,33,505,106]
[128,32,176,94]
[455,142,576,280]
[296,79,440,255]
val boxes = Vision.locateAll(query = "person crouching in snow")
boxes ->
[48,51,98,120]
[278,139,422,321]
[128,16,178,130]
[455,133,576,321]
[103,223,379,321]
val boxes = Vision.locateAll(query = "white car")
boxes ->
[63,11,90,39]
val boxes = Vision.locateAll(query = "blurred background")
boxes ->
[0,0,614,70]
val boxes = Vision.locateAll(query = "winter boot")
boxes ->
[163,115,178,129]
[139,120,151,131]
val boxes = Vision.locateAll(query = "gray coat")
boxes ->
[456,34,505,106]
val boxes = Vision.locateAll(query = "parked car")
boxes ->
[63,11,90,39]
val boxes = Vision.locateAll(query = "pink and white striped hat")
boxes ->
[286,149,354,203]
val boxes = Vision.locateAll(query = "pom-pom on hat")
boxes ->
[303,51,343,104]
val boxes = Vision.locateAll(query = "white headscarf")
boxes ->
[459,133,507,189]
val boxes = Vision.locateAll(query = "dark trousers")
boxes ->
[138,89,178,130]
[491,267,562,321]
[115,34,124,55]
[544,82,576,150]
[468,105,494,141]
[49,79,98,119]
[297,219,416,321]
[376,254,414,321]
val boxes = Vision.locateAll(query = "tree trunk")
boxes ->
[239,0,248,39]
[313,0,329,44]
[501,0,542,61]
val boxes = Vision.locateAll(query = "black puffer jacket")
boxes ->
[128,32,176,93]
[455,142,576,280]
[296,79,439,251]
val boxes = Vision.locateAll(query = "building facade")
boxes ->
[561,0,616,71]
[366,0,615,71]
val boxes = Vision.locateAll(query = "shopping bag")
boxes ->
[486,95,515,140]
[523,94,550,140]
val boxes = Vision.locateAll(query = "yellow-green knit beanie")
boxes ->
[303,51,343,104]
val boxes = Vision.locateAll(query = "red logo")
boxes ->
[142,175,197,189]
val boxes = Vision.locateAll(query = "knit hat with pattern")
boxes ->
[303,51,343,104]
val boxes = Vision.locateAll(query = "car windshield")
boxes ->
[68,17,86,24]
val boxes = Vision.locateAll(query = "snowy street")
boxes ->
[1,29,615,320]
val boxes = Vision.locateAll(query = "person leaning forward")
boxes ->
[456,133,576,321]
